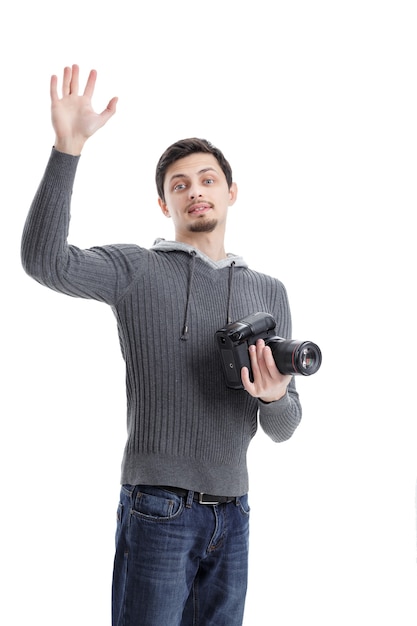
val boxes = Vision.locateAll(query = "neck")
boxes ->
[175,232,227,261]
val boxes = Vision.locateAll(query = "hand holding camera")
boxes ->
[216,312,322,390]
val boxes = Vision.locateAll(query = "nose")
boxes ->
[189,183,202,199]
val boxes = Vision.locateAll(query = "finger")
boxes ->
[261,345,276,376]
[249,340,267,381]
[83,69,97,99]
[50,74,58,103]
[240,367,254,392]
[106,96,119,113]
[256,340,267,365]
[99,96,118,122]
[70,64,79,95]
[249,344,260,380]
[62,66,72,96]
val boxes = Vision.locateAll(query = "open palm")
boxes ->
[50,64,117,154]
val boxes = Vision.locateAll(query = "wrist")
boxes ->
[54,137,85,156]
[259,389,288,404]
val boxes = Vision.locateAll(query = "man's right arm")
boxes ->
[20,65,138,305]
[21,148,141,305]
[21,148,80,288]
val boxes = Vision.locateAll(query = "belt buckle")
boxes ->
[198,492,219,505]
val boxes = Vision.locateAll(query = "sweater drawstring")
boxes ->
[180,253,236,340]
[227,260,236,324]
[180,251,197,340]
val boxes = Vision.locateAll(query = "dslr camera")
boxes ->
[216,311,322,389]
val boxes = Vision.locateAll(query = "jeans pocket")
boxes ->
[131,486,184,521]
[114,501,125,548]
[116,502,124,523]
[237,494,250,517]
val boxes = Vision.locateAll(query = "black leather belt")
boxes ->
[161,486,237,505]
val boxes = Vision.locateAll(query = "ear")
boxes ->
[158,197,171,218]
[228,182,238,206]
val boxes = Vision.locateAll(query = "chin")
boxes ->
[189,219,218,233]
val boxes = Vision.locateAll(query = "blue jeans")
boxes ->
[112,485,250,626]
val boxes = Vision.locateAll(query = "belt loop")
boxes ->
[186,490,194,508]
[131,485,140,505]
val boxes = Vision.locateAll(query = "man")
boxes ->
[21,65,302,626]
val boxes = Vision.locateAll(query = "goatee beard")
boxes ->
[189,219,217,233]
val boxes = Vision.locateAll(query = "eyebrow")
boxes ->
[168,167,218,183]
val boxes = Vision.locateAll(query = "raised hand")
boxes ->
[50,64,118,155]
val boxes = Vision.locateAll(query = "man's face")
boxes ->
[158,153,237,237]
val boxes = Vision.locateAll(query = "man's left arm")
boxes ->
[241,339,302,441]
[257,376,302,442]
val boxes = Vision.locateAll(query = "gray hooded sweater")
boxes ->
[21,149,302,496]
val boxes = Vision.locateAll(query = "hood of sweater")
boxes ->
[151,238,248,269]
[151,238,248,340]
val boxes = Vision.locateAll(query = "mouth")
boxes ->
[187,202,213,216]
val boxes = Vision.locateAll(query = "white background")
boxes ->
[1,1,416,624]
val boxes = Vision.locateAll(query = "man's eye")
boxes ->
[204,178,215,185]
[174,183,186,191]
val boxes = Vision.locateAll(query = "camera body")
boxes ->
[215,311,322,389]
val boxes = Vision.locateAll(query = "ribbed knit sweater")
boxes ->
[21,149,302,496]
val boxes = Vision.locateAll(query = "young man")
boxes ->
[21,65,302,626]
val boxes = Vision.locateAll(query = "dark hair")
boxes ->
[155,137,233,202]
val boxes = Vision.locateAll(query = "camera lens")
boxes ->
[267,338,322,376]
[297,344,321,374]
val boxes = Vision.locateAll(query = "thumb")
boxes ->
[99,96,118,123]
